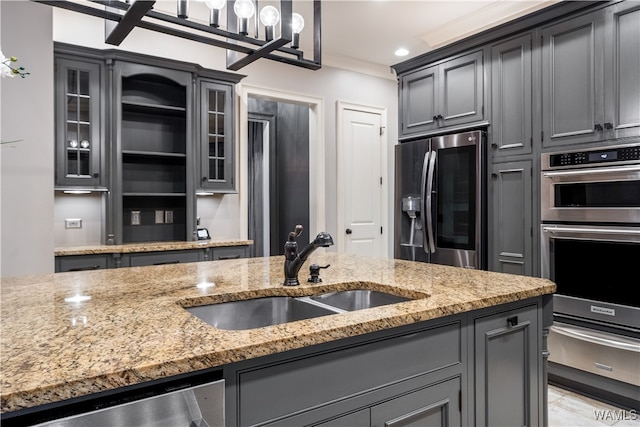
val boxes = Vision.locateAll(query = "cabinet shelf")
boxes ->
[122,100,186,116]
[123,192,186,197]
[122,150,186,159]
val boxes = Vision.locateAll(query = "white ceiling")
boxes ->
[122,0,562,77]
[318,0,560,76]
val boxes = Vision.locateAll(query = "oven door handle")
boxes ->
[542,164,640,178]
[551,325,640,352]
[542,226,640,236]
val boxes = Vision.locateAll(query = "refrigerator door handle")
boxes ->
[420,151,431,252]
[425,150,437,254]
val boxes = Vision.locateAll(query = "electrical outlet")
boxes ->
[155,210,165,224]
[164,210,174,224]
[65,218,82,229]
[131,210,141,226]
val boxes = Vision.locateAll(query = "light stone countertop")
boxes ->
[54,239,253,256]
[0,252,555,414]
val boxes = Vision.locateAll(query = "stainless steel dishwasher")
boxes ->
[33,379,224,427]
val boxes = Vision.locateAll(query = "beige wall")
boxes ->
[1,1,55,278]
[1,3,399,277]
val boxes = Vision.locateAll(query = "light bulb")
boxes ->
[204,0,226,9]
[259,5,280,27]
[233,0,255,19]
[291,12,304,34]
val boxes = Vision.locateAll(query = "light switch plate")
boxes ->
[65,218,82,229]
[131,210,141,226]
[164,210,174,224]
[155,210,165,224]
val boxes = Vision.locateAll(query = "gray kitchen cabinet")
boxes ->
[225,319,463,426]
[198,79,236,193]
[490,33,533,158]
[209,245,248,261]
[400,50,484,136]
[126,249,201,267]
[370,376,462,427]
[488,160,533,276]
[473,303,540,427]
[541,2,640,148]
[315,408,370,427]
[55,254,111,272]
[112,61,194,244]
[54,55,105,189]
[603,1,640,141]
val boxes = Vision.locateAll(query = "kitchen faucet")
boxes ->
[283,225,334,286]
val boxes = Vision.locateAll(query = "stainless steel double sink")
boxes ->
[186,289,412,330]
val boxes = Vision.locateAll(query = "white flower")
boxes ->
[1,50,15,78]
[1,48,28,78]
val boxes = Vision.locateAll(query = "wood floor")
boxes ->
[548,385,639,427]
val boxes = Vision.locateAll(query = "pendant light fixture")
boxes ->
[33,0,322,71]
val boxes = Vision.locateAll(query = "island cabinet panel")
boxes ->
[399,50,484,137]
[370,376,461,427]
[226,319,463,427]
[472,303,540,427]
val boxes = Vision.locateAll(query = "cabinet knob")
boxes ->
[594,124,604,131]
[604,122,613,130]
[346,228,352,235]
[93,173,99,178]
[437,114,443,120]
[507,316,518,327]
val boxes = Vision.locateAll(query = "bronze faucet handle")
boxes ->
[289,225,303,240]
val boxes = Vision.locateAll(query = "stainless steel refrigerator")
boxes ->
[394,130,486,269]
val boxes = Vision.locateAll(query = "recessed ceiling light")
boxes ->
[395,48,409,57]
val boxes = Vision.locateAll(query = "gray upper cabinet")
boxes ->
[55,56,105,188]
[198,79,236,192]
[400,50,484,136]
[542,3,640,148]
[490,34,532,158]
[603,1,640,141]
[400,65,438,135]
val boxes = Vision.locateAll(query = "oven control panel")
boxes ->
[548,145,640,167]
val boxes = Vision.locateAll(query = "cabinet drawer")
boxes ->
[210,246,247,260]
[129,250,201,267]
[56,255,110,272]
[237,321,461,426]
[371,376,462,427]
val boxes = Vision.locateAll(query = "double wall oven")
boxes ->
[541,142,640,407]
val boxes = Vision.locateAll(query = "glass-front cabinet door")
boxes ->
[55,57,104,188]
[199,80,235,192]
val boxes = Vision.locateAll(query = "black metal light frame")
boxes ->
[33,0,321,71]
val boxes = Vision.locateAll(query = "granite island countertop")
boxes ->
[54,239,253,256]
[0,253,555,414]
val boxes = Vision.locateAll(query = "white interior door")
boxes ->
[338,104,386,257]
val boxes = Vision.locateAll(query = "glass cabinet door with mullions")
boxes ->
[55,57,103,188]
[199,80,235,192]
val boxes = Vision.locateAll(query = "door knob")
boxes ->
[345,229,352,235]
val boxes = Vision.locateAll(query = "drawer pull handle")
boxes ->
[153,261,180,265]
[69,265,101,271]
[507,316,518,327]
[218,254,241,260]
[551,325,640,352]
